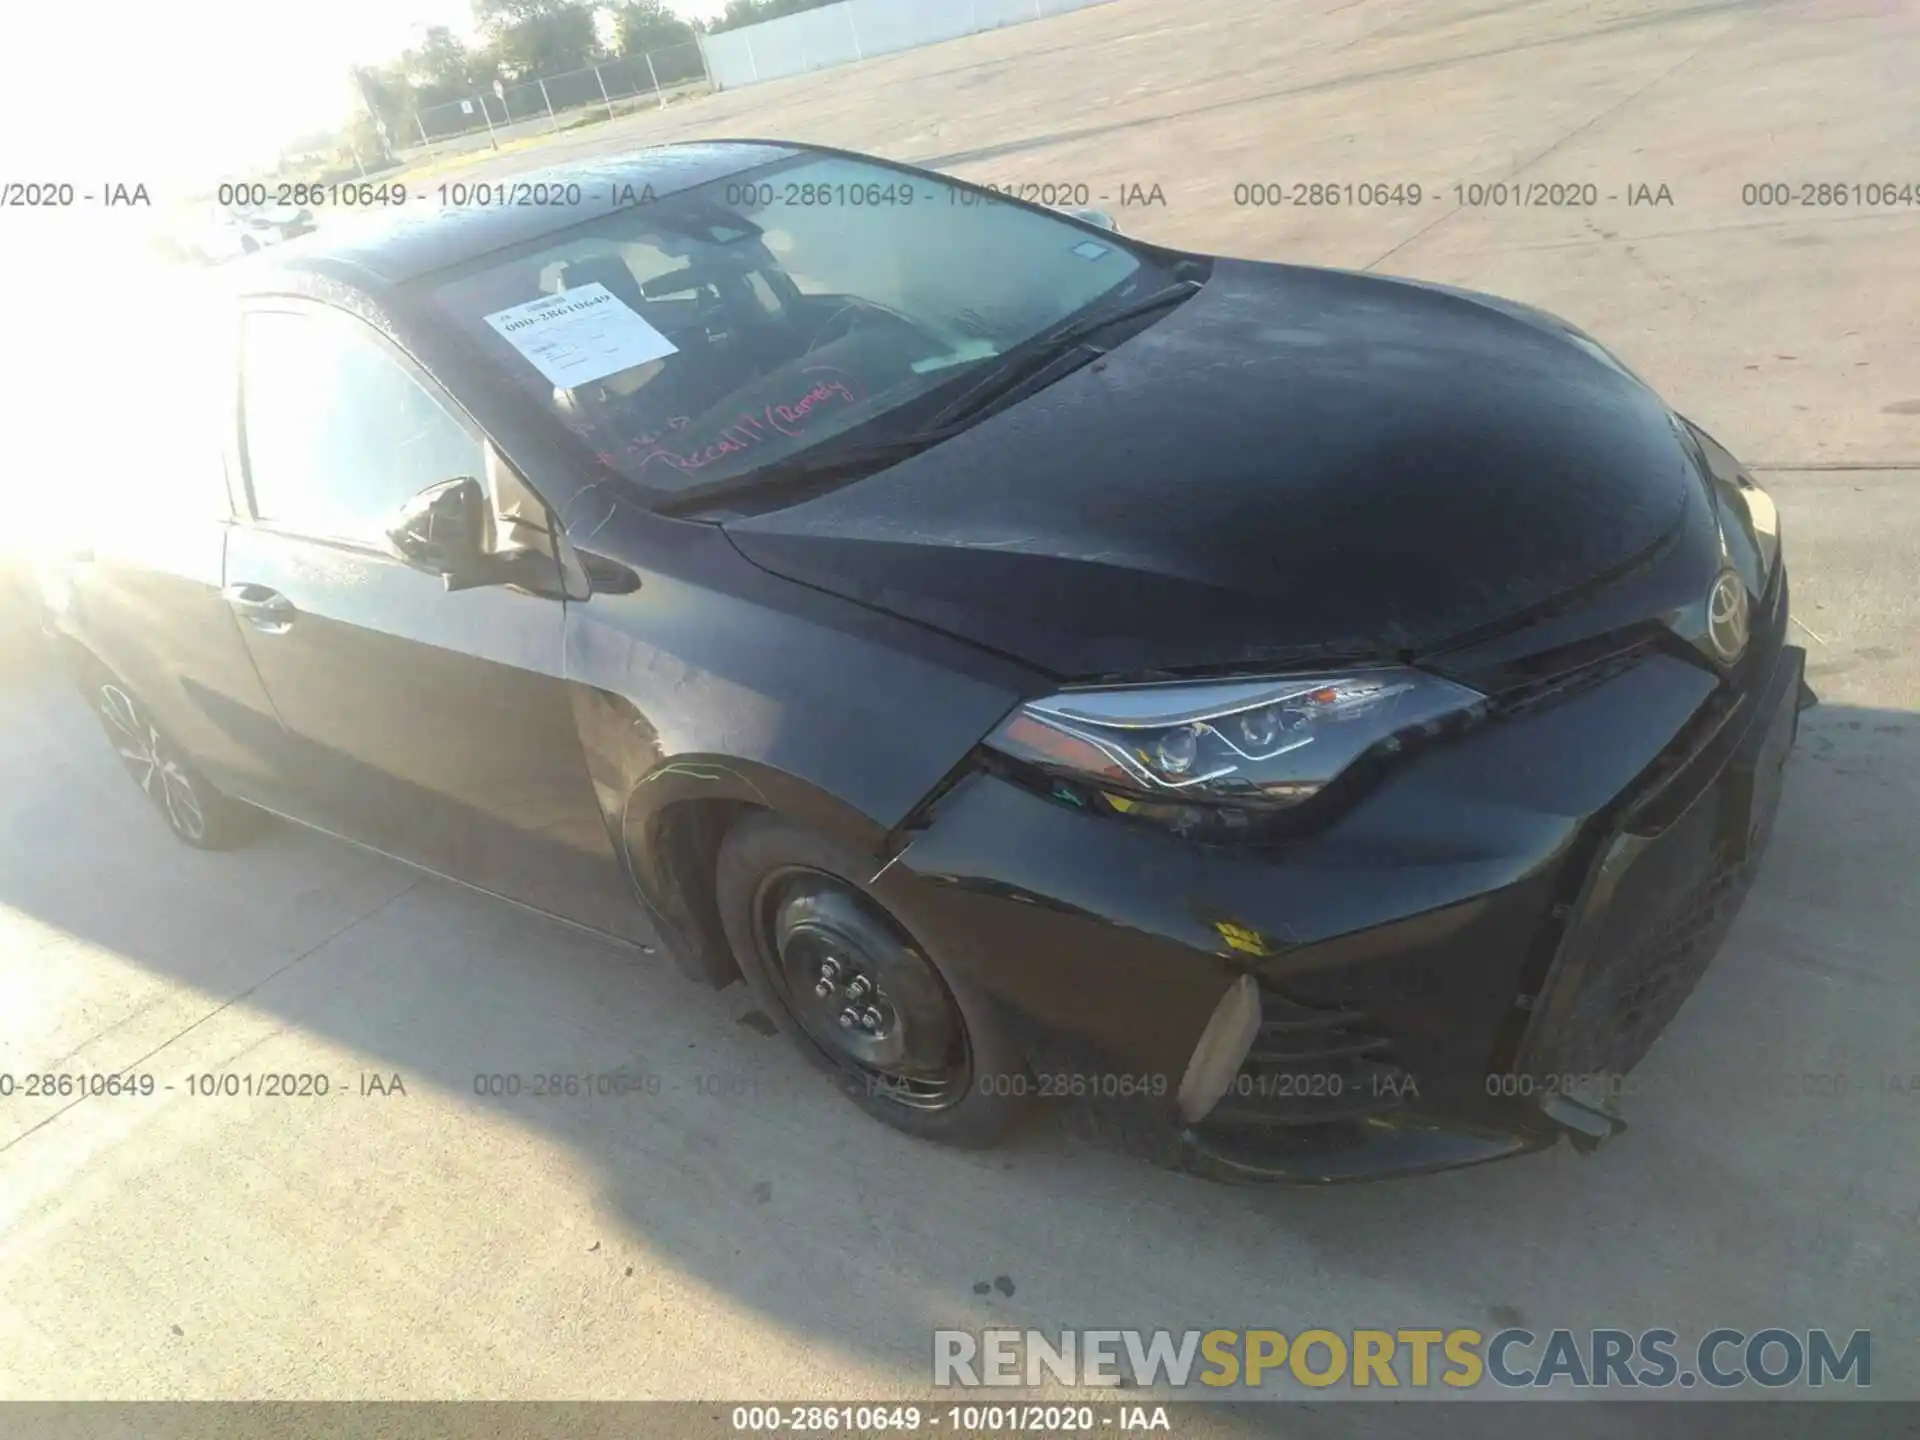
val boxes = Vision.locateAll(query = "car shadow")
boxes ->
[2,642,1915,1404]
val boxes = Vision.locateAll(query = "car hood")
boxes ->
[720,257,1699,678]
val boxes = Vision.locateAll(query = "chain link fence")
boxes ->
[400,41,711,160]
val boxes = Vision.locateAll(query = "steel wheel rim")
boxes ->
[754,867,971,1111]
[98,684,207,842]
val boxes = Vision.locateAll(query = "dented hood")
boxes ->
[720,258,1698,678]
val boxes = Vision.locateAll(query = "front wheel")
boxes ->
[89,670,261,850]
[714,812,1033,1148]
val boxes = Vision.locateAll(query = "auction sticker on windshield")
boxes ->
[483,282,679,387]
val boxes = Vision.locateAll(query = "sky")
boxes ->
[0,0,725,194]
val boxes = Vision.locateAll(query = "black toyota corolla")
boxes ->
[44,139,1810,1181]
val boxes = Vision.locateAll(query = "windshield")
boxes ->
[425,151,1154,497]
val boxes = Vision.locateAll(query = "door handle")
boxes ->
[222,582,296,634]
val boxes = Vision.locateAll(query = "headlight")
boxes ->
[983,668,1488,822]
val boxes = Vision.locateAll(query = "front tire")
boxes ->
[714,812,1033,1148]
[88,668,261,850]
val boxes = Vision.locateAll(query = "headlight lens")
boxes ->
[983,668,1488,812]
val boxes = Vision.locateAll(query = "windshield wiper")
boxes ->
[1035,277,1203,351]
[651,429,966,516]
[921,278,1201,431]
[652,279,1204,517]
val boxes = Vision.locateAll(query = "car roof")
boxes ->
[247,139,804,291]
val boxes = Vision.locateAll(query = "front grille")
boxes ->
[1488,629,1664,718]
[1513,571,1797,1085]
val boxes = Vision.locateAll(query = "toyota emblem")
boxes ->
[1706,569,1750,664]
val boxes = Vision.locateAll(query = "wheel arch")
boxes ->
[46,627,116,691]
[557,609,1022,989]
[616,753,900,990]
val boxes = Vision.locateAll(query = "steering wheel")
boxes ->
[804,297,930,359]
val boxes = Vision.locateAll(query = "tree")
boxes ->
[706,0,841,34]
[342,111,397,169]
[471,0,602,77]
[608,0,696,55]
[402,27,486,94]
[406,27,468,89]
[352,63,417,143]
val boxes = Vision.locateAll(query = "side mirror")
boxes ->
[386,476,496,591]
[1061,206,1120,233]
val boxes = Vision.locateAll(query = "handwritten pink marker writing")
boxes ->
[635,370,861,474]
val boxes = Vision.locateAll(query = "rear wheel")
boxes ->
[714,813,1032,1147]
[88,669,261,850]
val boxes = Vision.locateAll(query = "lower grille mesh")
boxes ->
[1196,984,1410,1134]
[1530,827,1760,1081]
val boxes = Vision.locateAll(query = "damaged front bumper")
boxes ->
[1165,645,1808,1182]
[893,574,1808,1183]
